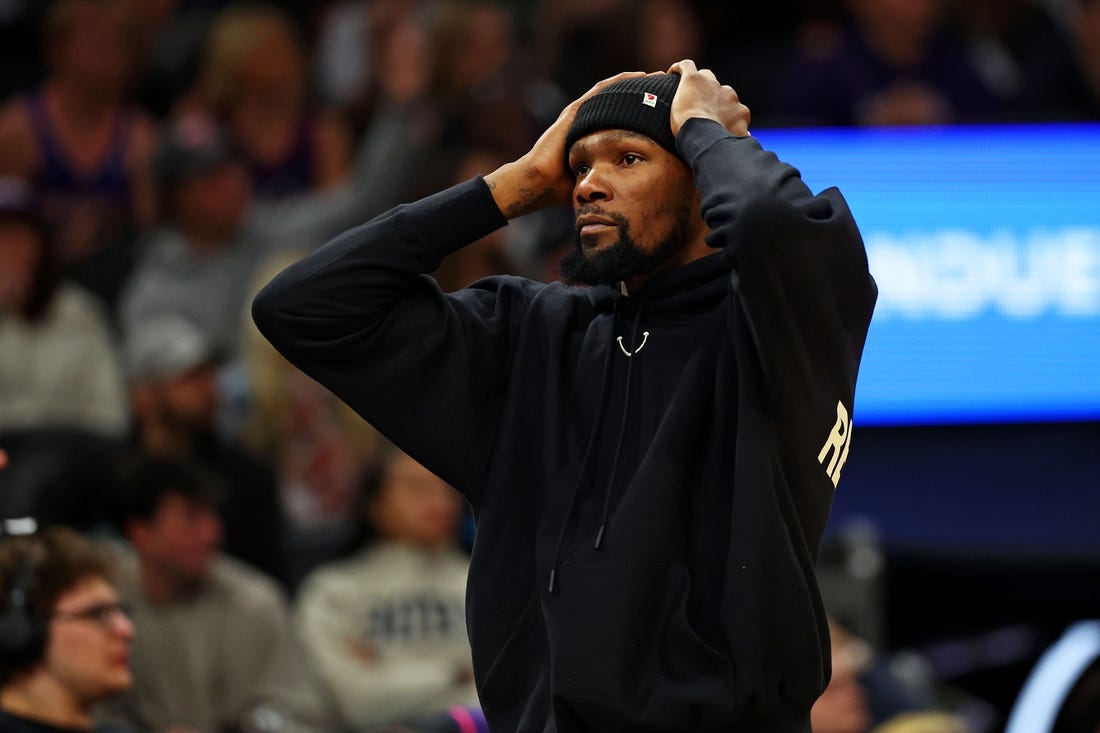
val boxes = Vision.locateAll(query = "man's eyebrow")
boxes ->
[569,130,651,160]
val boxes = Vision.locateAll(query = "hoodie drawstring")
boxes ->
[548,297,649,592]
[594,305,646,550]
[548,301,620,593]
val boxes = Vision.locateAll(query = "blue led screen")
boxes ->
[756,124,1100,425]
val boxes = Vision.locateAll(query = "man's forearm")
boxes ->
[484,160,566,221]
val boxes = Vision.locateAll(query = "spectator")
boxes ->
[0,0,156,309]
[120,110,422,359]
[119,112,258,357]
[296,443,478,731]
[429,2,549,157]
[0,177,127,438]
[197,3,352,200]
[779,0,1001,126]
[0,523,135,732]
[123,314,288,585]
[99,456,329,733]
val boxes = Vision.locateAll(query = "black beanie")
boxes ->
[565,74,681,160]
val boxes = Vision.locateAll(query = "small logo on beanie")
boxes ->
[642,92,657,108]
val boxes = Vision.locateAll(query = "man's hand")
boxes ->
[667,59,750,138]
[484,71,646,219]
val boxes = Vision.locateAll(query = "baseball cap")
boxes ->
[124,315,219,383]
[152,113,234,192]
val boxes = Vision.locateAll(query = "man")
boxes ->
[99,457,328,733]
[0,523,135,732]
[124,314,288,585]
[253,61,878,731]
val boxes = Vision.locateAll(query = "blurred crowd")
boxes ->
[1,0,1098,732]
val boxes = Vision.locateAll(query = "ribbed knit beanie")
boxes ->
[565,74,681,160]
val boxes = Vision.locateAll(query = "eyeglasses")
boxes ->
[52,602,132,629]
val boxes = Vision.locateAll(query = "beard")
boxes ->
[559,203,693,287]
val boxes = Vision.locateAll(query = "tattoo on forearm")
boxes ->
[507,186,556,218]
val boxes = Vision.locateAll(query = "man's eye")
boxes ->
[574,163,590,176]
[622,154,641,165]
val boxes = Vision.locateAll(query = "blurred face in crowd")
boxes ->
[135,363,220,436]
[44,575,135,706]
[50,2,136,96]
[563,130,703,288]
[172,163,250,246]
[232,24,306,124]
[369,453,463,551]
[130,493,223,589]
[0,220,41,313]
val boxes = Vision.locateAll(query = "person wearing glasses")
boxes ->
[0,523,135,733]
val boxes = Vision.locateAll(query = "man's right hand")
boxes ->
[484,71,646,220]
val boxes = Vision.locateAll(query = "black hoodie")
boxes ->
[252,118,878,732]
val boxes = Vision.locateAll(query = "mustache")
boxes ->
[574,206,630,232]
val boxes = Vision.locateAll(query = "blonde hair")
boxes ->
[199,3,303,115]
[873,712,970,733]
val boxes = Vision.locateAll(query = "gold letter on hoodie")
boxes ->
[817,401,852,488]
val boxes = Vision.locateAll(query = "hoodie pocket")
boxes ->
[544,561,738,731]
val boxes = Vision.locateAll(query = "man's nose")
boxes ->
[575,169,611,204]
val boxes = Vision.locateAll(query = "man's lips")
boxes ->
[576,215,618,238]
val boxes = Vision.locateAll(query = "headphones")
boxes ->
[0,518,48,667]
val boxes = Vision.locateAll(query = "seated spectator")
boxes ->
[120,111,407,360]
[779,0,1001,126]
[197,3,352,200]
[99,457,329,733]
[0,523,135,732]
[0,0,156,309]
[119,112,258,357]
[296,443,478,731]
[0,177,127,438]
[123,314,288,585]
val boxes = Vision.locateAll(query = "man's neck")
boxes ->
[138,562,204,605]
[624,227,712,295]
[1,676,92,729]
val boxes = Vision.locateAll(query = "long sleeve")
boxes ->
[670,120,877,719]
[251,178,544,500]
[678,117,877,426]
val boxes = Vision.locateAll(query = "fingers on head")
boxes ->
[667,58,697,75]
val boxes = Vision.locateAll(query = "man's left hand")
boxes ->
[667,59,751,138]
